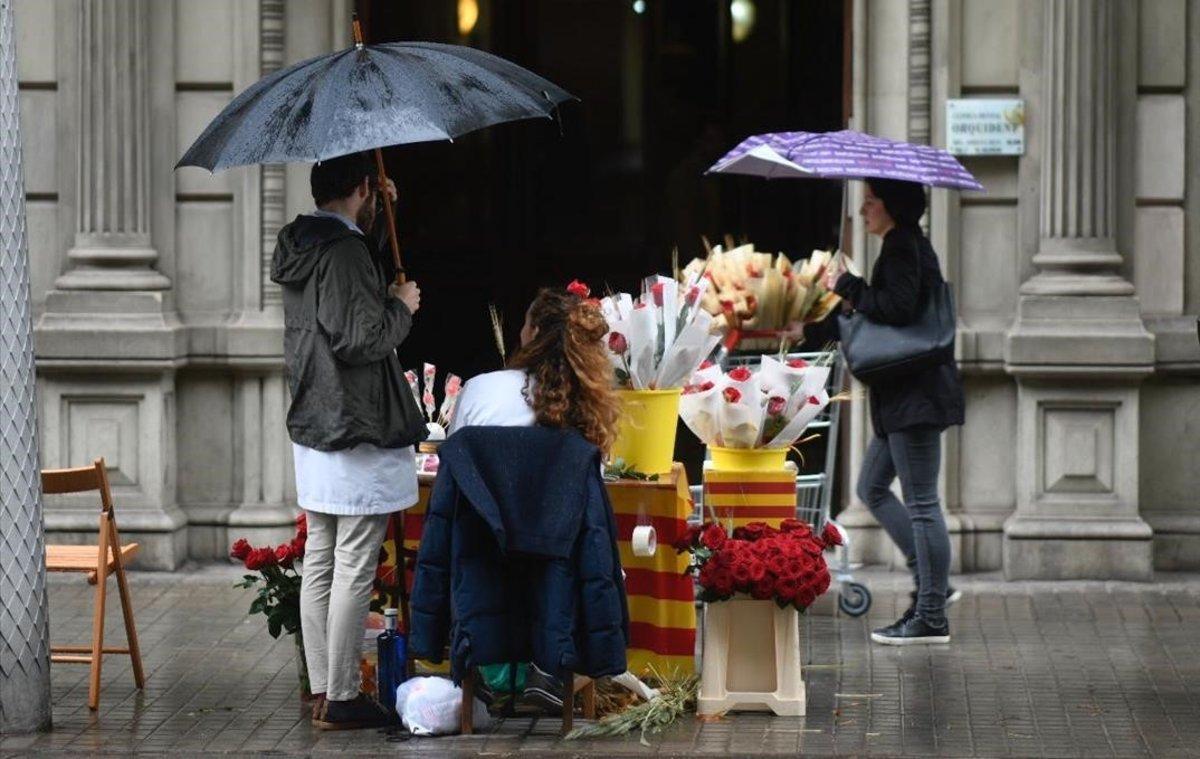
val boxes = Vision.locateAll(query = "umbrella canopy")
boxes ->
[707,129,983,190]
[177,41,575,171]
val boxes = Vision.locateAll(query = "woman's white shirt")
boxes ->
[448,369,536,433]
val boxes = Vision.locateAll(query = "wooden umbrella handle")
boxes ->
[353,16,405,285]
[373,148,405,284]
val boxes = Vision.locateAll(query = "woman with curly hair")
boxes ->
[446,284,622,712]
[449,286,621,454]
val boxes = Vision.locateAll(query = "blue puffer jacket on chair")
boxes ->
[408,426,629,683]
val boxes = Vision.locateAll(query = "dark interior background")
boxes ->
[361,0,846,486]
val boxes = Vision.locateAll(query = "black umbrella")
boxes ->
[177,19,575,279]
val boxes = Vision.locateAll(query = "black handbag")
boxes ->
[837,280,956,384]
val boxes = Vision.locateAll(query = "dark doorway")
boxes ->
[362,0,845,481]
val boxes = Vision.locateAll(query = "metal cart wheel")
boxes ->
[838,582,872,617]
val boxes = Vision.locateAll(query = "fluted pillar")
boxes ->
[1021,0,1129,298]
[56,0,168,291]
[1003,0,1153,580]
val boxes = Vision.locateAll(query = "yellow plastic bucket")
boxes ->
[610,388,682,475]
[709,446,789,472]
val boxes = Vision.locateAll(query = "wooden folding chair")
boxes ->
[42,457,146,710]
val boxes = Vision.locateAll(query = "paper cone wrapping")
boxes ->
[679,382,721,445]
[764,389,830,448]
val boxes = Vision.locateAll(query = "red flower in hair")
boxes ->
[230,538,252,561]
[786,358,809,369]
[650,282,666,307]
[722,386,742,404]
[567,279,591,299]
[728,366,752,382]
[608,332,629,354]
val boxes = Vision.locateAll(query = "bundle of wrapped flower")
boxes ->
[679,355,834,471]
[678,244,849,351]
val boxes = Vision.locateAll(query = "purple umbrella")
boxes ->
[707,129,983,191]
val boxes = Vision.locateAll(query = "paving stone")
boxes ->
[6,566,1199,756]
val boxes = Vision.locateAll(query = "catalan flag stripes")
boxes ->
[702,465,797,530]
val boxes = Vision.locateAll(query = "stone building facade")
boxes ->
[12,0,1200,577]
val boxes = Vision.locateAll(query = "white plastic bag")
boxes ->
[394,676,489,736]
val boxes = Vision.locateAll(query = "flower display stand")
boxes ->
[698,596,804,716]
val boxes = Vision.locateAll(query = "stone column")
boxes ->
[1003,0,1153,579]
[35,0,185,568]
[56,0,167,292]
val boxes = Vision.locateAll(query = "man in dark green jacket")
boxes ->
[270,152,427,729]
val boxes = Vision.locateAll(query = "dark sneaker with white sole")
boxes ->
[312,692,398,730]
[871,615,950,645]
[521,663,564,714]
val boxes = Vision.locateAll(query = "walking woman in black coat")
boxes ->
[824,179,965,645]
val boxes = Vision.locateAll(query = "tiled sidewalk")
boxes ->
[2,566,1199,757]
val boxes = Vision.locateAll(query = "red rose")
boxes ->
[650,282,666,307]
[821,522,843,547]
[672,524,702,553]
[808,395,821,405]
[686,286,701,306]
[815,571,831,595]
[722,386,742,404]
[750,575,775,600]
[634,300,648,310]
[682,381,715,395]
[699,360,714,370]
[779,518,812,536]
[786,358,809,369]
[230,538,252,561]
[700,523,727,550]
[747,558,767,583]
[728,366,752,382]
[608,332,629,354]
[275,543,295,569]
[731,560,753,586]
[567,279,591,299]
[244,547,277,571]
[295,512,307,531]
[775,576,799,600]
[290,536,306,559]
[698,562,718,588]
[712,567,735,596]
[794,586,817,609]
[720,300,735,314]
[767,396,787,416]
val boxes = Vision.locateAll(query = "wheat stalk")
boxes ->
[488,303,506,361]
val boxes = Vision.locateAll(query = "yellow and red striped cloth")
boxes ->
[701,464,797,531]
[379,467,697,677]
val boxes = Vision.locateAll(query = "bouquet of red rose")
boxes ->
[230,513,309,639]
[673,518,842,611]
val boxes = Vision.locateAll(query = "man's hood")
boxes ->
[270,214,362,286]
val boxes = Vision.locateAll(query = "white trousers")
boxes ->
[300,511,389,701]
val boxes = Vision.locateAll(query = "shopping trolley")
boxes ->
[689,349,872,617]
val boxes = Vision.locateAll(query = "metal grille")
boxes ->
[0,0,52,732]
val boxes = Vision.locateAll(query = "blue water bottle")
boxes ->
[376,608,407,713]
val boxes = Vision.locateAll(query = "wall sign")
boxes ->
[946,99,1025,156]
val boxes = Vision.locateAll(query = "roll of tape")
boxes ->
[631,525,657,557]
